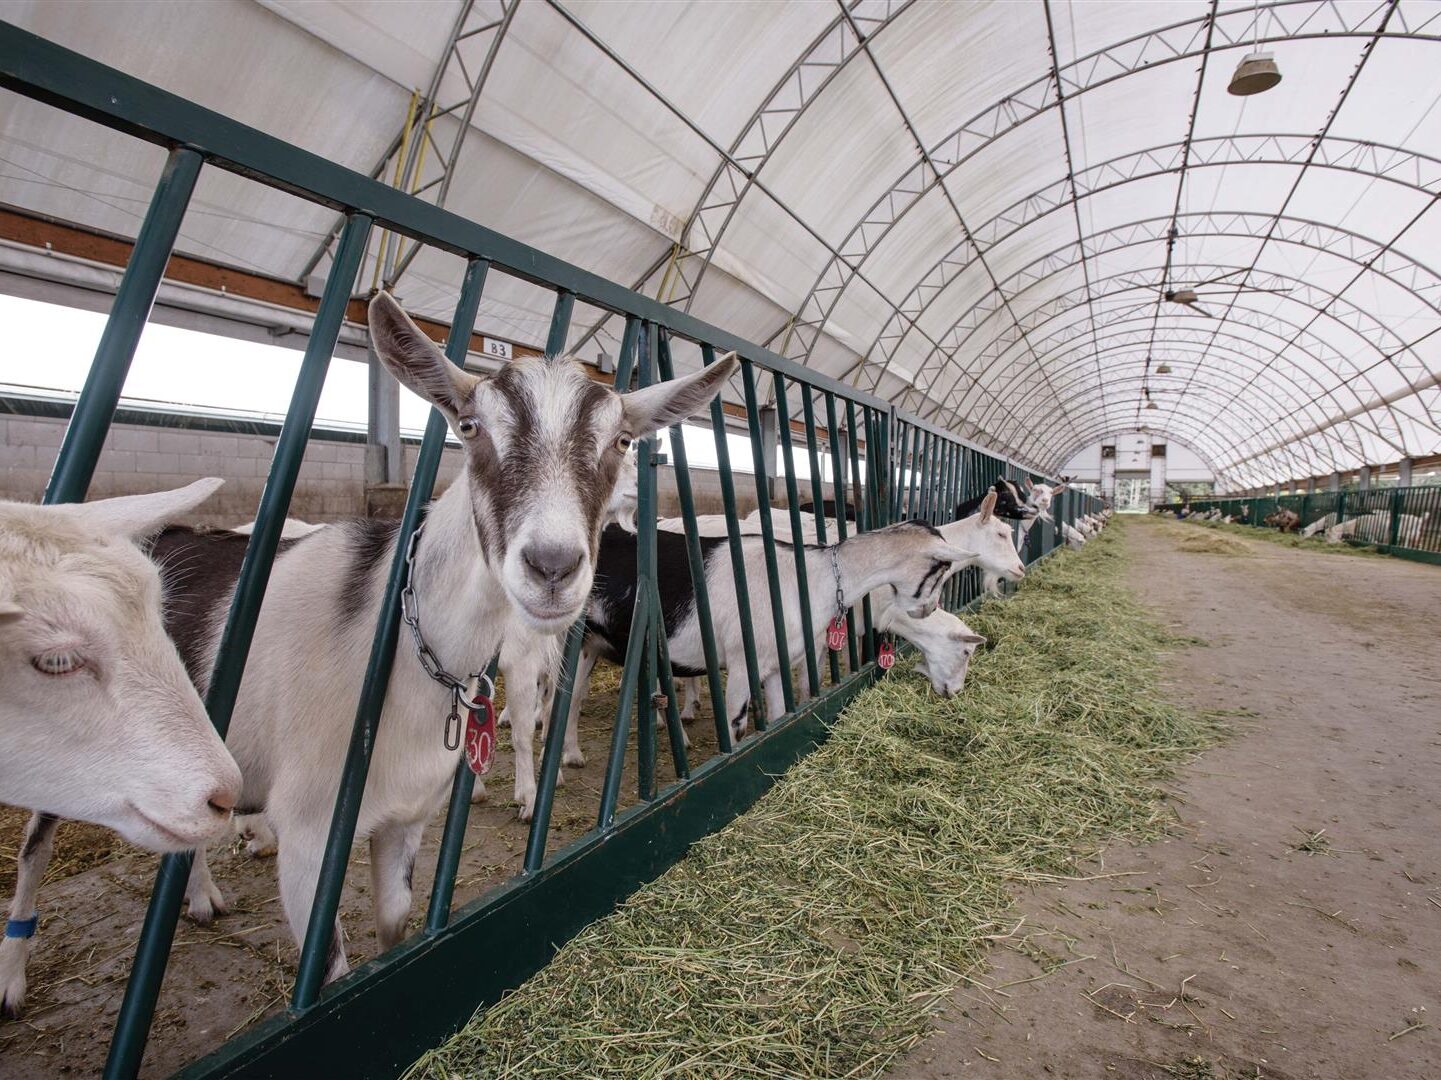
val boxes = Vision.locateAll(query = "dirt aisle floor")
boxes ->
[897,516,1441,1080]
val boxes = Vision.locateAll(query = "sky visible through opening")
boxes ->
[0,293,869,483]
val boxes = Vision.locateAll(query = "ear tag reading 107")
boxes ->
[877,640,897,671]
[826,615,847,652]
[464,676,497,777]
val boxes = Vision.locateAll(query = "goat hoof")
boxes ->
[0,955,26,1021]
[517,802,535,823]
[185,885,228,925]
[1,994,23,1022]
[563,750,586,768]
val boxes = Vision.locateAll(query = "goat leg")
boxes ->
[0,812,59,1019]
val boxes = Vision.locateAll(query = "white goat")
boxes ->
[1014,479,1067,552]
[130,295,736,985]
[1,479,242,1017]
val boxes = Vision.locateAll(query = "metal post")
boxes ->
[104,212,373,1078]
[1398,458,1413,488]
[365,334,404,487]
[774,373,820,698]
[758,405,779,502]
[655,333,731,753]
[45,148,202,505]
[524,617,587,869]
[1358,465,1371,492]
[741,359,795,717]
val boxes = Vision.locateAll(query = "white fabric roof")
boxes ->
[1,0,1438,488]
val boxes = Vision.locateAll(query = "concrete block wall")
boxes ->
[0,412,815,526]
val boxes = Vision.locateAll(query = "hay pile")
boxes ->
[408,520,1224,1079]
[1174,530,1254,557]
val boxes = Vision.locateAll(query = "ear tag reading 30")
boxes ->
[463,675,497,776]
[826,615,847,652]
[877,640,896,670]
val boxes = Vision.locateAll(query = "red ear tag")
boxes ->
[826,615,847,652]
[877,640,896,670]
[464,693,496,776]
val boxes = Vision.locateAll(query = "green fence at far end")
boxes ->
[1157,486,1441,565]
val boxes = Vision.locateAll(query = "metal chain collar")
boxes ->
[830,544,846,622]
[400,520,493,750]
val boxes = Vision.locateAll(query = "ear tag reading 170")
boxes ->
[464,677,497,777]
[826,615,847,652]
[877,640,897,671]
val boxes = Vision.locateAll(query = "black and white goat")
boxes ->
[569,521,972,744]
[5,295,736,995]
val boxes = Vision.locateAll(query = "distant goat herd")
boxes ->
[1164,501,1430,546]
[0,295,1108,1016]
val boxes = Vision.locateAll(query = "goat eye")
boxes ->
[32,650,83,676]
[615,434,633,452]
[457,416,479,439]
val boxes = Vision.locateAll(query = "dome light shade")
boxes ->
[1155,363,1172,374]
[1228,51,1282,96]
[1146,401,1159,410]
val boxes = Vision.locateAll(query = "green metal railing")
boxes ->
[1165,487,1441,564]
[0,21,1102,1079]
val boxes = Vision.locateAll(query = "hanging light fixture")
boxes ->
[1146,400,1159,410]
[1229,4,1281,96]
[1155,362,1173,375]
[1229,51,1282,95]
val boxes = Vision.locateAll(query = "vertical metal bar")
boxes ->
[705,346,764,732]
[655,334,731,752]
[596,593,650,829]
[846,398,874,662]
[774,372,820,698]
[891,421,910,522]
[523,617,587,871]
[294,235,480,1010]
[426,649,500,934]
[546,289,575,355]
[401,258,492,935]
[634,323,658,799]
[105,213,373,1075]
[801,386,840,687]
[741,358,795,717]
[46,148,202,504]
[613,316,641,389]
[825,392,861,673]
[907,429,927,519]
[650,594,689,779]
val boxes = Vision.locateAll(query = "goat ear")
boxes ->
[1020,476,1033,493]
[1051,482,1068,495]
[0,600,24,624]
[978,491,997,522]
[914,660,929,678]
[621,351,738,437]
[940,545,979,564]
[73,477,224,540]
[369,292,480,416]
[952,630,986,645]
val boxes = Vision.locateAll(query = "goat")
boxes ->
[954,478,1035,522]
[577,519,975,742]
[1,479,242,1017]
[1061,521,1087,549]
[91,294,737,987]
[472,446,641,818]
[1013,479,1068,552]
[559,490,1021,754]
[1263,508,1300,532]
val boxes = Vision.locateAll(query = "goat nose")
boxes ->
[522,543,583,587]
[206,787,237,817]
